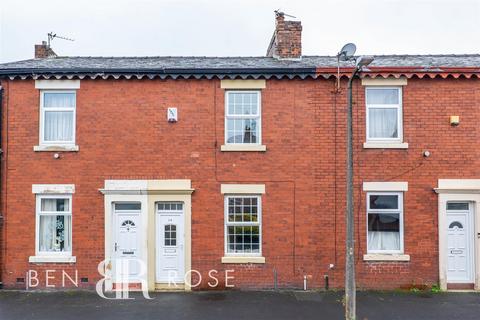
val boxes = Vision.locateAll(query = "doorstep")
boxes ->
[447,283,474,290]
[155,283,185,291]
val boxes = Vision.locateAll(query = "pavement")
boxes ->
[0,290,479,320]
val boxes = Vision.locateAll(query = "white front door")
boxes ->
[156,202,185,283]
[446,202,474,283]
[113,203,141,282]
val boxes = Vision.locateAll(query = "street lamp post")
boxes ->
[339,51,374,320]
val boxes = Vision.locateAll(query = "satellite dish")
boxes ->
[338,43,357,61]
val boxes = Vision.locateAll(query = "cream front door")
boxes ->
[156,202,185,283]
[446,202,474,283]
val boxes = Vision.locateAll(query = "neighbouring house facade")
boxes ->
[0,13,480,291]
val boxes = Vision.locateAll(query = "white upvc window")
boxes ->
[366,87,402,143]
[225,91,261,145]
[35,194,72,256]
[40,90,76,146]
[224,195,262,256]
[367,192,404,254]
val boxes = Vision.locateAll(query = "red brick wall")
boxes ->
[335,77,480,289]
[0,76,478,290]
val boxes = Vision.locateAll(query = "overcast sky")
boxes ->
[0,0,479,63]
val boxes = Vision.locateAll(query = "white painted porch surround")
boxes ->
[100,179,193,292]
[435,179,480,291]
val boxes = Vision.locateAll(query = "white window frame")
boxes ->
[35,194,73,257]
[366,192,404,254]
[224,90,262,145]
[224,195,262,257]
[365,87,403,143]
[39,90,77,146]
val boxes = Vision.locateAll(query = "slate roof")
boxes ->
[0,55,479,79]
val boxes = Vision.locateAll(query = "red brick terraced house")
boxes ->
[0,13,479,291]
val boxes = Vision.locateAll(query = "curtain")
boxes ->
[39,215,56,252]
[368,108,398,138]
[44,111,73,142]
[368,231,400,251]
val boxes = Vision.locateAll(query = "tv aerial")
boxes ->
[47,32,74,47]
[274,9,297,19]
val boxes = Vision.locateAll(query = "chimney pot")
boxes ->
[266,11,302,60]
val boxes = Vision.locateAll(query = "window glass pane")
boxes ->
[369,195,398,209]
[368,213,399,231]
[44,93,75,108]
[158,202,183,211]
[227,197,259,222]
[368,213,400,251]
[39,215,71,252]
[447,202,469,211]
[115,203,141,211]
[164,224,176,246]
[226,119,258,144]
[226,225,260,254]
[44,111,74,142]
[41,198,69,212]
[366,89,399,104]
[228,92,258,115]
[368,108,398,138]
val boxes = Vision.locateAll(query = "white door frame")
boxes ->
[436,179,480,291]
[101,181,149,292]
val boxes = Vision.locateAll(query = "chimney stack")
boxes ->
[266,11,302,60]
[34,41,57,59]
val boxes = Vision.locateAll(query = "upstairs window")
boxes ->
[40,91,76,145]
[366,87,402,142]
[225,91,261,144]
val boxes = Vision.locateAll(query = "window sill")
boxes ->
[221,145,267,152]
[363,142,409,149]
[29,255,76,263]
[221,256,266,264]
[34,145,79,152]
[363,254,410,262]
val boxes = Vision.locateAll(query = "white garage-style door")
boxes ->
[156,202,185,283]
[446,202,474,284]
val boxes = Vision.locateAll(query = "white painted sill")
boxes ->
[221,256,266,264]
[29,255,77,263]
[34,145,79,152]
[363,142,409,149]
[363,254,410,262]
[221,144,267,152]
